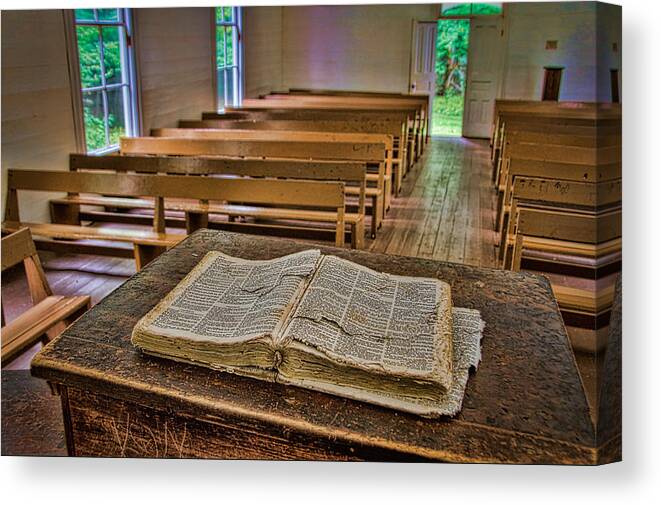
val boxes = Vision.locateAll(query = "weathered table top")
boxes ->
[31,230,598,463]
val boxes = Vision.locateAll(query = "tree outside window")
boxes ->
[74,8,137,153]
[216,7,242,109]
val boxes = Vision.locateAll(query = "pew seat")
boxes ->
[49,195,365,246]
[2,295,91,364]
[1,228,91,365]
[1,221,184,270]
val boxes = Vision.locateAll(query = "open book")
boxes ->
[132,250,484,417]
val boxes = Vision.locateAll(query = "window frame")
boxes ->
[67,8,140,155]
[213,6,243,110]
[439,3,503,19]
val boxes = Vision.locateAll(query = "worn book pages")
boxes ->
[279,307,483,417]
[278,255,454,408]
[131,249,484,418]
[132,249,321,375]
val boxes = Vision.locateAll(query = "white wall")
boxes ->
[500,1,621,102]
[134,7,215,132]
[1,10,77,223]
[1,8,217,223]
[281,4,439,93]
[243,6,283,97]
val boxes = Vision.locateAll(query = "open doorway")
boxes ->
[432,19,470,137]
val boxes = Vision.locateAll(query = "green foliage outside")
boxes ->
[433,19,469,137]
[216,7,235,67]
[75,9,126,152]
[441,3,502,16]
[432,95,464,137]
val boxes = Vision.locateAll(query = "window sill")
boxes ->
[88,144,120,156]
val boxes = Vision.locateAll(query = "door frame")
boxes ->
[408,19,439,123]
[461,15,505,138]
[432,10,506,138]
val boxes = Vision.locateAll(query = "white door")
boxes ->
[462,18,504,138]
[409,20,437,120]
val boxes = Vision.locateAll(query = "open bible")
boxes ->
[131,250,484,417]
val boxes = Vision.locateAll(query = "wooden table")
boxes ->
[31,230,603,463]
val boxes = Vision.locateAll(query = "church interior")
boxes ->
[1,2,622,462]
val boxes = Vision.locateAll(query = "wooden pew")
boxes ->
[120,136,384,238]
[1,228,91,364]
[491,100,622,180]
[496,135,621,248]
[493,116,621,186]
[236,98,423,162]
[150,127,391,224]
[177,118,407,198]
[263,92,430,157]
[3,170,355,270]
[57,154,367,246]
[283,88,430,145]
[212,106,416,173]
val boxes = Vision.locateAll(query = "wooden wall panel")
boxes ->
[1,10,76,222]
[281,4,438,93]
[243,6,283,98]
[134,7,215,132]
[501,2,621,101]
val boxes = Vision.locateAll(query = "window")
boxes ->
[440,3,502,17]
[542,67,563,101]
[73,8,138,154]
[215,7,242,109]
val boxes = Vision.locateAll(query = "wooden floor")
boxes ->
[369,137,498,267]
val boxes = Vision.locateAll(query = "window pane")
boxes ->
[102,26,123,85]
[472,3,502,15]
[217,68,226,109]
[224,7,233,22]
[107,87,127,146]
[82,90,106,151]
[97,9,119,21]
[226,68,235,105]
[225,27,233,66]
[216,27,225,67]
[75,9,95,21]
[441,3,502,16]
[215,7,223,24]
[77,25,102,88]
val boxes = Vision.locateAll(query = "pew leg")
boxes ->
[384,176,392,213]
[133,244,167,271]
[502,241,512,270]
[370,196,378,239]
[511,234,524,272]
[373,195,383,230]
[351,221,365,250]
[492,148,501,183]
[393,164,402,196]
[185,212,209,234]
[50,202,80,225]
[497,211,510,262]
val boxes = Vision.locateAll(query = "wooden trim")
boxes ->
[120,137,385,162]
[70,154,366,182]
[151,128,392,152]
[62,9,86,154]
[178,119,404,137]
[7,169,346,208]
[512,176,621,207]
[1,228,37,271]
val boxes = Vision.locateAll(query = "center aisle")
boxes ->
[369,137,497,268]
